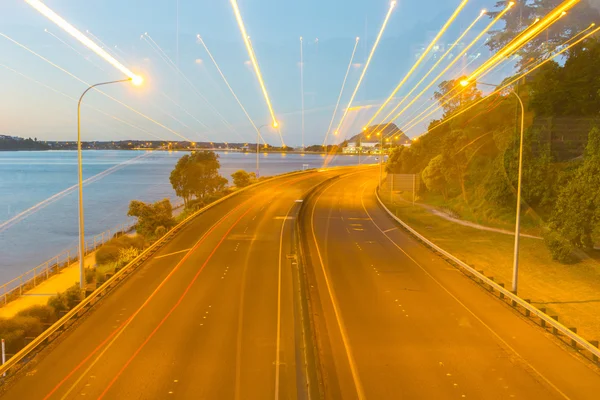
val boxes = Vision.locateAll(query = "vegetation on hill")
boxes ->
[387,37,600,263]
[0,136,49,151]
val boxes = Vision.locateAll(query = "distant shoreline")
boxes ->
[0,148,382,156]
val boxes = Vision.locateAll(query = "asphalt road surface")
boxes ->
[0,167,360,399]
[304,169,600,400]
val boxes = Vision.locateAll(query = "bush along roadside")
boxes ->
[0,285,82,357]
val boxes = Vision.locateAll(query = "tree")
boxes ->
[434,77,481,116]
[486,0,599,71]
[422,155,448,200]
[128,199,175,238]
[231,170,256,188]
[170,151,228,206]
[441,131,470,204]
[547,127,600,255]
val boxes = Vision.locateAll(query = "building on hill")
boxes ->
[346,123,412,145]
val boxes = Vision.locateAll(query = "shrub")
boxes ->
[543,229,577,264]
[95,270,107,285]
[112,235,146,251]
[16,304,56,323]
[0,316,44,354]
[85,268,96,284]
[155,226,167,238]
[64,284,83,309]
[47,293,69,316]
[96,245,120,265]
[118,247,140,265]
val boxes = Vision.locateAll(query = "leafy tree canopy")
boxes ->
[487,0,599,70]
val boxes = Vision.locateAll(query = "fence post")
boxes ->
[2,339,5,376]
[412,174,416,206]
[19,276,23,296]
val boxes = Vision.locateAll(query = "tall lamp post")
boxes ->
[77,78,135,290]
[461,79,525,294]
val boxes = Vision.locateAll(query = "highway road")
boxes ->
[304,169,600,399]
[0,167,361,399]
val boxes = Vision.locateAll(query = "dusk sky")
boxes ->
[0,0,522,146]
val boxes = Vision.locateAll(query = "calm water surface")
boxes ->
[0,150,375,282]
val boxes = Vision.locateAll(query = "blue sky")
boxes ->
[0,0,514,146]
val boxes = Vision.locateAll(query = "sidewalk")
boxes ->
[0,251,97,319]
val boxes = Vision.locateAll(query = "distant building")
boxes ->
[343,141,380,154]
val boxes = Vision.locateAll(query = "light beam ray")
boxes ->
[196,35,267,145]
[300,37,305,150]
[412,24,600,138]
[464,0,580,83]
[44,28,106,72]
[322,37,360,147]
[24,0,142,84]
[333,1,397,137]
[143,33,247,142]
[0,33,191,142]
[0,63,168,142]
[377,9,485,129]
[230,0,280,130]
[383,2,514,129]
[363,0,470,130]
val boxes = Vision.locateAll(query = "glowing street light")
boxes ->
[230,0,279,129]
[24,0,143,84]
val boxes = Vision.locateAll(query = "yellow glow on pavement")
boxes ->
[24,0,142,83]
[364,0,470,129]
[465,0,580,83]
[333,1,397,136]
[230,0,279,129]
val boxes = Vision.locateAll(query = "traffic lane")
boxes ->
[308,172,569,399]
[69,175,329,399]
[0,170,332,399]
[362,181,600,398]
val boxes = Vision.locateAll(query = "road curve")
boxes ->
[0,167,365,399]
[303,169,600,399]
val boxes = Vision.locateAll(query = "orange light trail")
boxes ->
[24,0,142,85]
[0,62,168,142]
[464,0,580,84]
[322,37,360,147]
[377,8,486,128]
[0,33,191,142]
[196,35,267,145]
[230,0,280,129]
[333,1,397,137]
[402,19,594,134]
[142,33,247,142]
[363,0,470,130]
[44,28,106,72]
[413,24,600,139]
[382,3,514,131]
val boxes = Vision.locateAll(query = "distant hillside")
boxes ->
[346,123,411,144]
[0,135,49,151]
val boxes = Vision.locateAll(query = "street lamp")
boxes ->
[77,77,139,290]
[256,123,275,177]
[377,131,385,188]
[461,79,525,294]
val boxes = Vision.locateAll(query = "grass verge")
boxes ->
[382,196,600,343]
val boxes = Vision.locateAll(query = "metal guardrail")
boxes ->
[375,189,600,362]
[0,222,136,306]
[0,169,317,377]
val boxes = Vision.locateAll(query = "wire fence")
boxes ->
[0,221,136,307]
